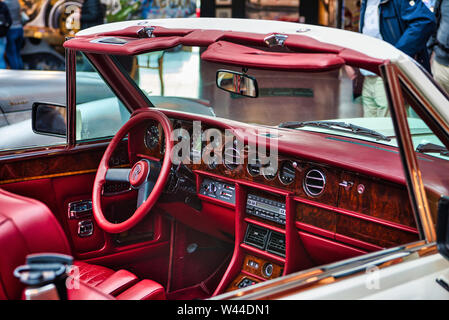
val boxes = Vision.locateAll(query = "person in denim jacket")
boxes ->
[359,0,436,117]
[428,0,449,94]
[360,0,436,72]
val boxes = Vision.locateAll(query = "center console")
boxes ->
[196,174,293,295]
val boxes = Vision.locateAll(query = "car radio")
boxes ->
[246,194,286,225]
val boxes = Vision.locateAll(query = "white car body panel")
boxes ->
[280,252,449,300]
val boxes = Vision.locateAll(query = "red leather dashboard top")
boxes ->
[148,109,449,195]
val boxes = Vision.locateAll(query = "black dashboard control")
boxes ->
[244,224,270,249]
[246,194,286,225]
[68,200,93,220]
[78,220,94,237]
[237,277,257,288]
[266,231,286,257]
[263,263,273,278]
[199,178,235,204]
[103,182,131,195]
[244,224,286,257]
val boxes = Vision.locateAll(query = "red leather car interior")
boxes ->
[67,282,113,300]
[0,188,166,300]
[116,280,166,300]
[93,268,138,295]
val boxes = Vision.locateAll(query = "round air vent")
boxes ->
[279,161,296,185]
[223,145,241,171]
[303,169,326,196]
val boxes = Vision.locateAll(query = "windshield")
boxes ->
[110,45,446,159]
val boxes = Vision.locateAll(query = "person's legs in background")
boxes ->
[362,76,389,117]
[432,58,449,95]
[5,26,23,69]
[0,36,6,69]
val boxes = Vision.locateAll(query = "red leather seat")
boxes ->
[0,188,165,300]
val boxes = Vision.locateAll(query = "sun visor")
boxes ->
[201,41,345,72]
[64,36,182,55]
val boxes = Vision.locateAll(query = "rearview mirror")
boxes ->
[216,70,258,98]
[32,102,67,137]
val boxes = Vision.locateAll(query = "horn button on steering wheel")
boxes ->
[129,160,150,188]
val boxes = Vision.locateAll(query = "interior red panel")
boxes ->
[167,222,232,293]
[157,202,235,242]
[52,173,105,254]
[202,41,346,72]
[298,231,367,265]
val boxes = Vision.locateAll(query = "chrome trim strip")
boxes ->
[381,63,436,243]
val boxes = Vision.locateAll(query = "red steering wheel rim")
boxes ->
[92,110,173,234]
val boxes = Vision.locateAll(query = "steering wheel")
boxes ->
[92,110,173,234]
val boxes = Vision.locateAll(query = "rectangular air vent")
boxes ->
[244,224,269,250]
[266,231,286,257]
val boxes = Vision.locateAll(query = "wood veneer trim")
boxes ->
[294,196,419,234]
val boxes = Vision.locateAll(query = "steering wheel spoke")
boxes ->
[135,160,161,207]
[105,168,131,183]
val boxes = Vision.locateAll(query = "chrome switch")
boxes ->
[78,220,94,237]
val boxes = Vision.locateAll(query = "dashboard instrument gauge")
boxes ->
[279,161,296,185]
[223,144,241,171]
[262,163,277,181]
[247,153,261,176]
[144,125,159,150]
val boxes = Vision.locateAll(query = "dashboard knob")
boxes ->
[263,263,273,278]
[209,183,217,193]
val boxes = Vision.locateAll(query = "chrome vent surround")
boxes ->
[223,146,241,170]
[303,169,326,197]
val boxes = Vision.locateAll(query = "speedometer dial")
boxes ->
[144,125,159,150]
